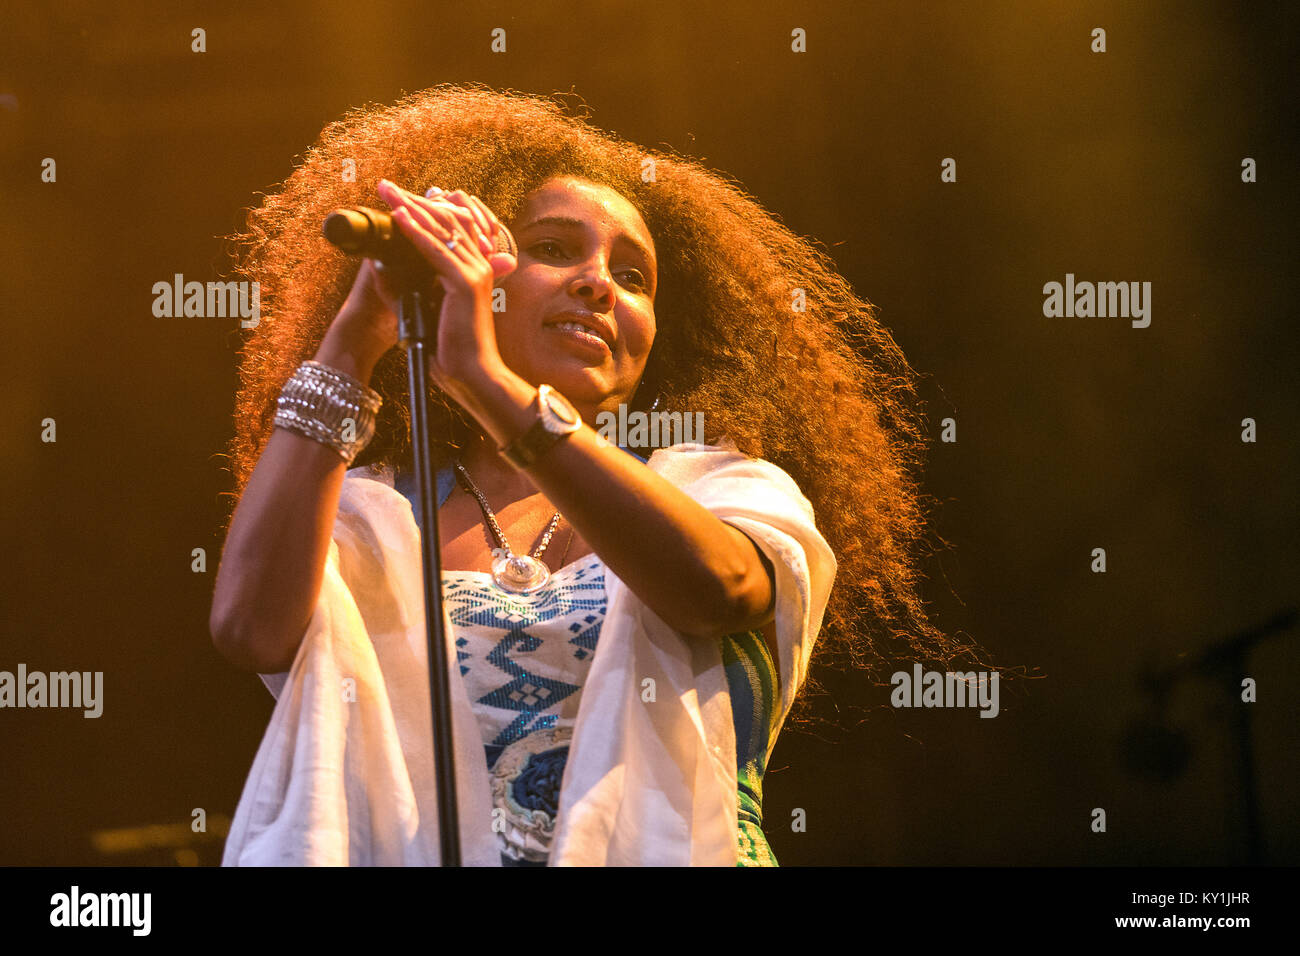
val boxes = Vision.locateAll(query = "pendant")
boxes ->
[491,553,550,594]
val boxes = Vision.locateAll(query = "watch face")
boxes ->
[541,387,581,429]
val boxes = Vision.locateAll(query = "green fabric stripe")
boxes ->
[721,628,783,867]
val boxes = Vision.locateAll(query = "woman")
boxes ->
[212,84,974,866]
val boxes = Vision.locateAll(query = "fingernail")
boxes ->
[425,186,443,198]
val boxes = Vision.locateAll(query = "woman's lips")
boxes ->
[546,321,611,357]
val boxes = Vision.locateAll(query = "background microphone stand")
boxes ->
[1120,606,1296,864]
[323,204,512,866]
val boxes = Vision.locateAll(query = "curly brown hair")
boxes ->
[220,82,996,725]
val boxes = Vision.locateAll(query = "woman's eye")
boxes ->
[530,241,647,291]
[531,240,565,257]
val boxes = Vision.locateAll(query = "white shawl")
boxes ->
[220,441,836,866]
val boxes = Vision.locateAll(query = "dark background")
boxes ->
[2,0,1296,866]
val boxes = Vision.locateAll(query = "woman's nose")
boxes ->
[569,258,617,308]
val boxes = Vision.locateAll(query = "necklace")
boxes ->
[558,523,575,568]
[453,460,561,593]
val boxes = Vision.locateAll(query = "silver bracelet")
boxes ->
[274,360,383,465]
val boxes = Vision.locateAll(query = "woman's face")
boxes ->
[493,176,657,417]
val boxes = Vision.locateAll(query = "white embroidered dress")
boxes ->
[220,441,836,866]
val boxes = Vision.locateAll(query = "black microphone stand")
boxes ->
[324,207,462,864]
[387,264,462,867]
[324,210,463,864]
[397,282,465,868]
[323,203,515,866]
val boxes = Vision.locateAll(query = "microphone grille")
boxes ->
[493,224,518,258]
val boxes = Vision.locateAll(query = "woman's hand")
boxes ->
[317,181,516,387]
[377,180,517,397]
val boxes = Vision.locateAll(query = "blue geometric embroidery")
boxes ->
[480,629,580,747]
[568,615,602,660]
[440,557,608,761]
[455,636,470,676]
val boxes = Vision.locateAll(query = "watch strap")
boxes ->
[499,385,580,469]
[500,417,560,469]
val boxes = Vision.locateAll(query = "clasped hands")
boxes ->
[367,179,518,402]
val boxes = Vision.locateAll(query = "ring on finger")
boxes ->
[411,201,468,252]
[405,195,479,260]
[424,188,490,249]
[422,201,475,249]
[442,218,473,252]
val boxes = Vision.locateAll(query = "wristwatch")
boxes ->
[499,384,583,468]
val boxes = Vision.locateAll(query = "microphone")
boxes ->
[322,205,517,275]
